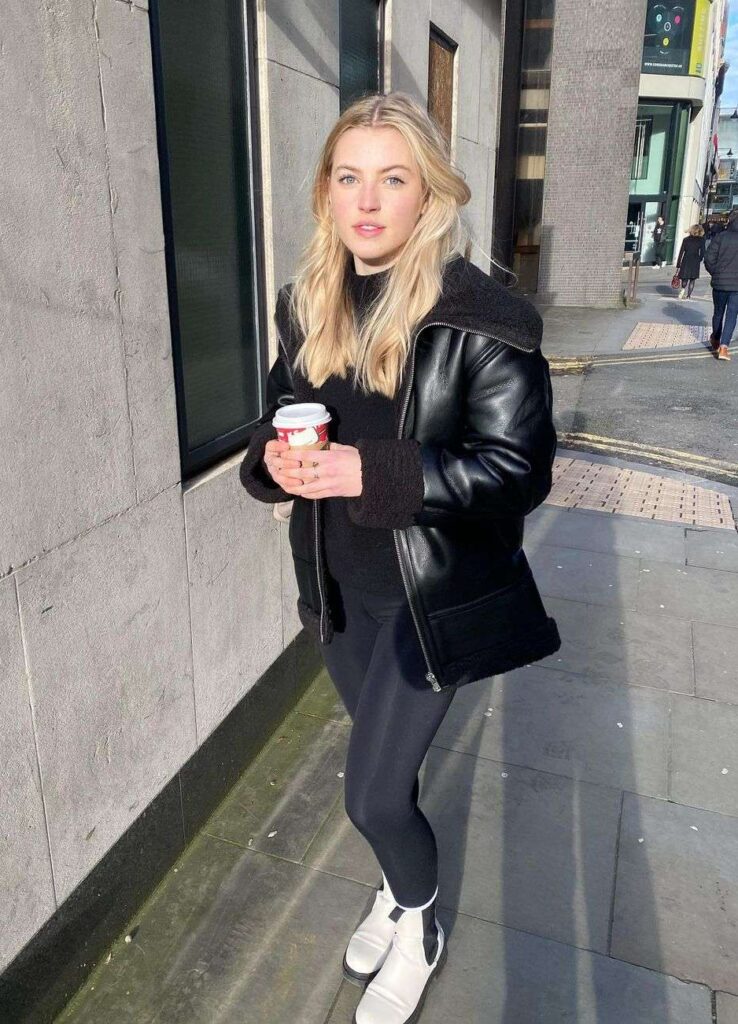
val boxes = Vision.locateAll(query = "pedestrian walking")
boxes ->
[239,91,560,1024]
[652,214,667,267]
[704,208,738,360]
[675,224,705,299]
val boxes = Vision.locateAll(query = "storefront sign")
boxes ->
[689,0,710,76]
[642,1,696,75]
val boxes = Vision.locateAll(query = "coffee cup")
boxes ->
[272,403,332,451]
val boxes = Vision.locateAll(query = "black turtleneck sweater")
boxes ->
[316,261,407,594]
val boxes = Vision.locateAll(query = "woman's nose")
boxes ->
[358,190,380,211]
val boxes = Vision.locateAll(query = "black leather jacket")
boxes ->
[240,255,561,690]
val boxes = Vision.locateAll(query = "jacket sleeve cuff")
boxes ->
[346,438,424,529]
[239,422,291,503]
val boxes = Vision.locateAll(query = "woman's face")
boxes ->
[327,126,428,274]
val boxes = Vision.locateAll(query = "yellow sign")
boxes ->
[689,0,711,76]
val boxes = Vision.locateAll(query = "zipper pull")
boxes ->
[426,672,442,691]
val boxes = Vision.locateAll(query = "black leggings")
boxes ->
[319,575,456,908]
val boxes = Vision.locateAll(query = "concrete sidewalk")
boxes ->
[538,264,714,359]
[56,455,738,1024]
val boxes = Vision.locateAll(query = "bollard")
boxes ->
[623,249,640,306]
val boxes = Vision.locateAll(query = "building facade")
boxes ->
[707,107,738,220]
[0,0,504,1017]
[495,0,727,304]
[629,0,728,264]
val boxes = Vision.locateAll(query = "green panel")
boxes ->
[665,104,691,260]
[630,104,673,196]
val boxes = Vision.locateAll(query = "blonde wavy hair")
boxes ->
[287,92,474,398]
[688,224,705,237]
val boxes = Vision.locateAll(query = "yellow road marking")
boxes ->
[559,432,738,482]
[550,351,713,369]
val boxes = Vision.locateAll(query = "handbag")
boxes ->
[671,272,681,288]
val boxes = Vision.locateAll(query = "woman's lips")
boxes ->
[353,225,386,237]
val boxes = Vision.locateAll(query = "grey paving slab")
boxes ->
[420,911,711,1024]
[205,711,349,862]
[686,527,738,573]
[718,991,738,1023]
[636,558,738,624]
[309,745,622,954]
[303,788,380,889]
[57,836,370,1024]
[541,596,694,694]
[434,665,669,797]
[527,505,688,564]
[323,980,363,1023]
[692,621,738,704]
[527,545,640,608]
[611,792,738,992]
[669,694,738,817]
[294,666,351,725]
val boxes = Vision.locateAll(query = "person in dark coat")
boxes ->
[239,91,559,1023]
[704,208,738,360]
[652,215,667,266]
[675,224,705,299]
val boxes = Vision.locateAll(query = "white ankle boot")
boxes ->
[353,889,447,1024]
[343,872,399,985]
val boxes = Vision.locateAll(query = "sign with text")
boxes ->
[688,0,711,76]
[642,1,696,75]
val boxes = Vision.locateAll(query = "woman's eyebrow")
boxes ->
[335,164,412,173]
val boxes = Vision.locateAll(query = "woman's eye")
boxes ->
[336,175,405,186]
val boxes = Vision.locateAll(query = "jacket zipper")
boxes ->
[313,499,328,644]
[392,320,453,692]
[393,318,530,692]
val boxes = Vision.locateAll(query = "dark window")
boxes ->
[150,0,265,478]
[510,0,555,293]
[340,0,384,111]
[428,26,457,147]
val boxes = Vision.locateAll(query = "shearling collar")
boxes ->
[419,254,543,352]
[275,253,542,356]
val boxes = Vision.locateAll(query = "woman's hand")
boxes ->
[262,439,362,498]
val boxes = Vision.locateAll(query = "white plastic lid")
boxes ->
[272,403,331,429]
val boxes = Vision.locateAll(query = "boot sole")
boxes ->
[350,939,449,1024]
[342,952,380,988]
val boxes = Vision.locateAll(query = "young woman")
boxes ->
[240,92,560,1024]
[675,224,706,299]
[652,214,667,267]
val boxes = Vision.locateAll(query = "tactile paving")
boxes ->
[546,457,735,530]
[623,322,708,350]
